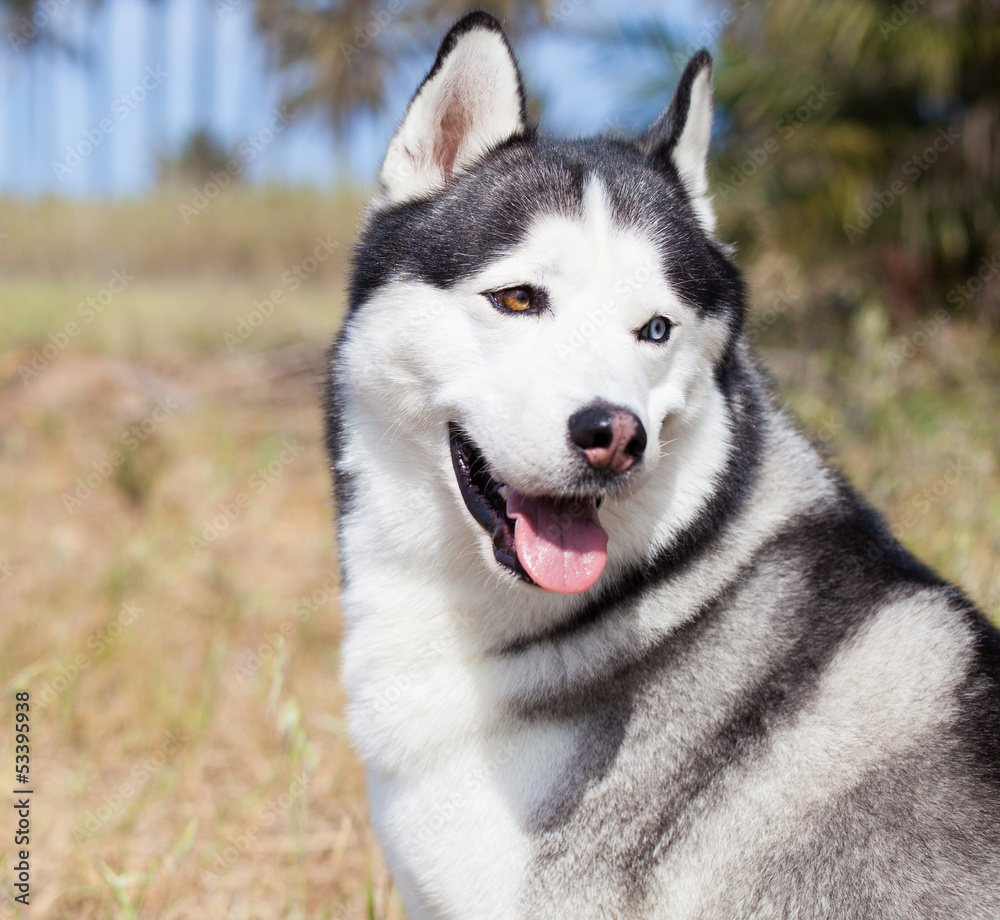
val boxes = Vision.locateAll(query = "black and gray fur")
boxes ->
[325,12,1000,919]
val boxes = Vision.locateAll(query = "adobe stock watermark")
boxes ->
[17,270,134,384]
[886,254,999,370]
[547,0,587,23]
[946,254,1000,309]
[829,458,973,589]
[230,570,338,686]
[415,737,523,845]
[35,602,144,710]
[555,260,659,360]
[6,0,70,51]
[777,398,844,445]
[230,573,460,707]
[366,632,461,718]
[341,0,401,61]
[213,0,244,18]
[893,458,970,535]
[718,85,834,200]
[877,0,931,37]
[187,438,306,553]
[179,108,293,222]
[200,770,309,883]
[844,126,960,241]
[663,0,751,68]
[222,236,340,352]
[746,289,797,345]
[61,397,181,513]
[71,729,186,844]
[52,67,167,181]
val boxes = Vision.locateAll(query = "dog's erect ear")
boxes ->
[378,12,527,206]
[637,50,715,233]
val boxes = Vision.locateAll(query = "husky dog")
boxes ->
[324,12,1000,919]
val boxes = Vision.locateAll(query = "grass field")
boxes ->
[1,189,998,919]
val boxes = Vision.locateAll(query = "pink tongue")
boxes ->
[506,490,608,594]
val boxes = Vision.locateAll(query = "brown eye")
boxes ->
[486,286,542,314]
[500,289,531,311]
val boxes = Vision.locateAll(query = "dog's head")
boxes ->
[333,12,747,598]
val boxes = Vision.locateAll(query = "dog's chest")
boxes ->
[340,586,582,917]
[363,707,583,919]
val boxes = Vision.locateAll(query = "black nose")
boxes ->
[568,404,647,473]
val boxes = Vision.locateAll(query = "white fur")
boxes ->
[335,179,839,917]
[378,27,525,207]
[671,65,716,233]
[338,179,728,654]
[332,27,993,917]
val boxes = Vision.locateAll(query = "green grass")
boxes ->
[0,186,365,280]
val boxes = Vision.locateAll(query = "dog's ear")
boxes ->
[378,12,527,206]
[637,50,715,233]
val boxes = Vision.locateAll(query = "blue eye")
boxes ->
[640,316,672,343]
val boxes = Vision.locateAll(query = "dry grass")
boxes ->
[0,339,403,919]
[1,190,405,919]
[0,190,997,919]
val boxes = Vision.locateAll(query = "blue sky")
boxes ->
[0,0,712,197]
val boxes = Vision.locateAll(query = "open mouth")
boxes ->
[448,424,609,594]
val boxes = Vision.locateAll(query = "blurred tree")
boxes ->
[249,0,999,323]
[252,0,552,128]
[707,0,1000,323]
[156,128,236,187]
[1,0,101,55]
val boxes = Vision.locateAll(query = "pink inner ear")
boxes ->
[433,92,471,183]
